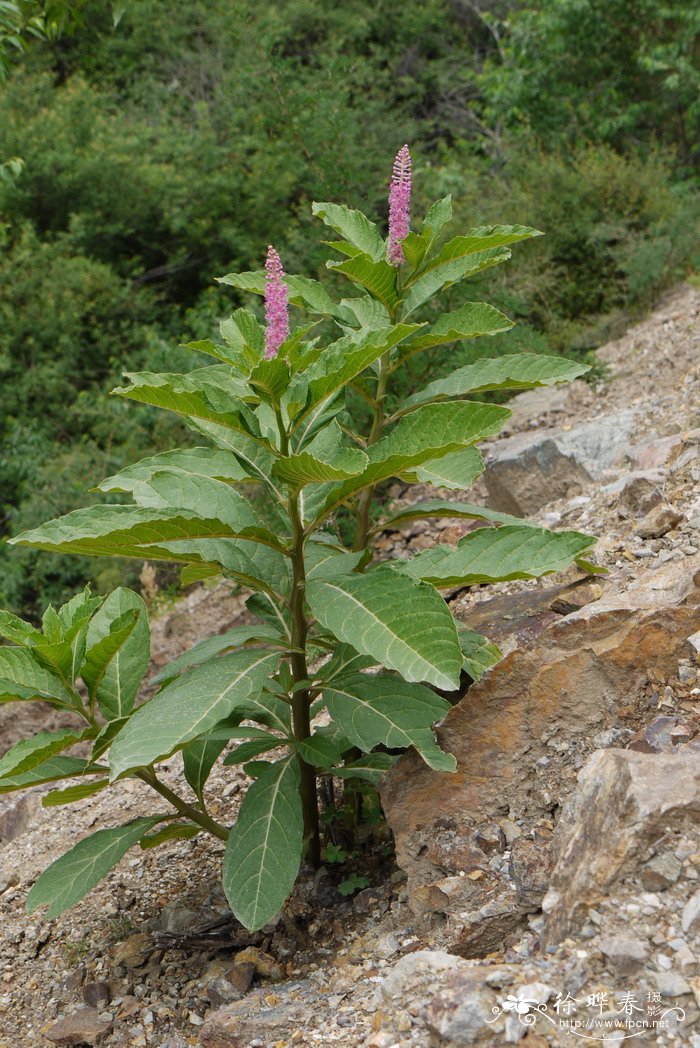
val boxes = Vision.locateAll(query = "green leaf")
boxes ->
[323,674,456,772]
[398,525,598,587]
[42,779,110,807]
[111,369,255,436]
[311,202,385,261]
[98,448,249,494]
[223,755,303,931]
[328,752,398,786]
[278,420,368,489]
[27,818,162,918]
[457,627,502,680]
[338,296,390,332]
[127,471,286,551]
[326,253,399,311]
[422,224,542,273]
[307,566,462,691]
[222,731,282,765]
[218,271,353,324]
[403,353,590,411]
[0,609,41,647]
[422,195,453,241]
[182,737,228,797]
[288,325,420,425]
[398,302,514,356]
[409,447,485,490]
[151,625,282,687]
[304,539,365,581]
[82,589,150,720]
[0,728,89,779]
[0,649,77,708]
[0,756,107,795]
[139,823,201,849]
[189,419,284,500]
[377,499,529,531]
[296,735,343,768]
[314,643,376,685]
[109,650,280,778]
[315,401,510,518]
[400,248,511,318]
[11,506,290,594]
[248,356,290,405]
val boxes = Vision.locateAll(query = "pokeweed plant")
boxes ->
[2,146,600,932]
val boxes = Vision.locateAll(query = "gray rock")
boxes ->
[682,890,700,937]
[159,901,201,935]
[597,934,648,974]
[483,408,638,515]
[382,951,463,1000]
[82,981,111,1008]
[641,851,682,890]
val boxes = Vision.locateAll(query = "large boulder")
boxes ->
[482,408,639,515]
[380,555,700,954]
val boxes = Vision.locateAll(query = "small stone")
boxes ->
[45,1007,112,1045]
[653,972,692,997]
[82,981,111,1008]
[64,968,86,992]
[159,902,200,935]
[635,503,684,539]
[682,890,700,936]
[641,851,682,890]
[598,935,648,974]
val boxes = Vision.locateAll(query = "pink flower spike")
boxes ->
[387,144,412,266]
[264,245,290,359]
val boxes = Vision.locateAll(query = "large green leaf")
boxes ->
[0,756,107,794]
[218,270,353,324]
[326,253,399,311]
[397,525,598,587]
[400,248,511,317]
[312,202,385,261]
[11,507,290,595]
[82,589,150,721]
[109,650,280,779]
[0,728,89,779]
[151,624,282,687]
[307,566,462,691]
[27,817,162,918]
[421,224,542,274]
[0,649,77,708]
[222,755,303,931]
[0,610,41,647]
[303,539,365,581]
[314,401,510,519]
[398,302,514,356]
[111,369,256,436]
[323,674,456,772]
[98,447,249,494]
[377,499,529,531]
[42,779,110,807]
[408,447,485,490]
[402,352,589,411]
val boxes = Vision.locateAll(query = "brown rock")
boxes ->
[381,556,700,931]
[509,835,554,911]
[629,716,697,753]
[542,749,700,945]
[111,932,154,968]
[200,980,334,1047]
[234,946,282,980]
[635,502,684,538]
[0,792,40,843]
[45,1008,112,1045]
[82,981,111,1008]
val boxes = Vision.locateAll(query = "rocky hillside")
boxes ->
[0,284,698,1048]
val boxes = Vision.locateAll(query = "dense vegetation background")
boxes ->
[0,0,698,617]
